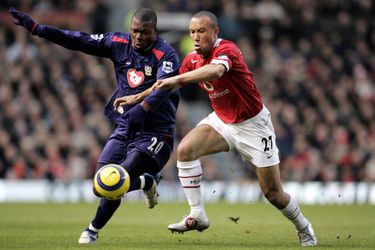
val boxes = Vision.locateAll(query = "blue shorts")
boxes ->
[97,127,174,178]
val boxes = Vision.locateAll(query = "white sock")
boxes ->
[280,196,309,231]
[88,223,100,233]
[177,160,206,218]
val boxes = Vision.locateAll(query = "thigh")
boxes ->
[180,124,229,159]
[123,134,173,179]
[121,150,160,180]
[230,107,280,167]
[97,137,127,169]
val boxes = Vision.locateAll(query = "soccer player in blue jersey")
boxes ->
[9,7,180,244]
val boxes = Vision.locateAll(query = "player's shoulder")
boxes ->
[150,36,178,61]
[110,32,131,45]
[183,50,200,60]
[213,38,242,60]
[214,38,238,51]
[180,51,199,66]
[154,36,177,53]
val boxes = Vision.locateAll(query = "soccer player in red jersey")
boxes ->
[155,11,317,247]
[115,10,317,246]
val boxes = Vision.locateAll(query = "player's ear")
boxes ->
[214,27,219,36]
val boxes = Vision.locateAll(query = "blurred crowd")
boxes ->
[0,0,374,183]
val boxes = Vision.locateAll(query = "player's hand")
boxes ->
[113,95,140,113]
[114,85,157,112]
[124,103,147,140]
[9,7,38,33]
[155,78,181,91]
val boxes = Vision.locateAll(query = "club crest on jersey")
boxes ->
[127,69,145,88]
[144,65,152,76]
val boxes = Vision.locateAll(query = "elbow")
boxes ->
[211,64,226,79]
[215,69,225,79]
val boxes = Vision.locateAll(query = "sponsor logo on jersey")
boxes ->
[144,65,152,76]
[191,59,199,64]
[208,88,230,99]
[202,81,230,99]
[162,61,174,74]
[202,82,214,91]
[127,69,145,88]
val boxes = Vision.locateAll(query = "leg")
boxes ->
[79,163,122,244]
[178,124,230,162]
[91,197,121,230]
[122,132,173,192]
[79,136,127,244]
[120,150,164,208]
[255,164,289,209]
[256,165,317,246]
[80,131,172,243]
[121,150,161,191]
[168,124,229,233]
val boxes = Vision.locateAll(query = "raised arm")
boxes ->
[9,7,111,57]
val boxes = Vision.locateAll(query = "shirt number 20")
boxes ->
[147,137,164,154]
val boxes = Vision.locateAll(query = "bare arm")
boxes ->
[114,63,226,111]
[175,64,226,85]
[156,64,226,91]
[113,84,157,110]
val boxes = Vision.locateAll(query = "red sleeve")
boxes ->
[179,53,193,74]
[210,43,240,72]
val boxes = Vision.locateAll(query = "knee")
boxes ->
[177,140,196,162]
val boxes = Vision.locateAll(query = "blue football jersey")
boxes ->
[36,25,180,134]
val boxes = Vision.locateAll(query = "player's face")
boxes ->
[130,17,157,51]
[189,16,218,57]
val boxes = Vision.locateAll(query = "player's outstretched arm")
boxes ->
[9,7,40,34]
[156,63,226,90]
[9,7,110,57]
[113,84,157,110]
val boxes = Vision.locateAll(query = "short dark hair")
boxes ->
[192,11,218,28]
[132,8,157,29]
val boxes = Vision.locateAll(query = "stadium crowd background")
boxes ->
[0,0,374,184]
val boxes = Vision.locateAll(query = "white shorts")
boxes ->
[197,106,280,167]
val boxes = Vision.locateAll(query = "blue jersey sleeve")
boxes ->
[35,24,112,57]
[143,50,180,110]
[156,50,180,80]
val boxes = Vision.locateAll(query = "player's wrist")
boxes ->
[31,23,43,35]
[30,23,38,34]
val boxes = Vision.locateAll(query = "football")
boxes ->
[93,164,130,200]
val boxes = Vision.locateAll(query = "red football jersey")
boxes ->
[180,38,263,123]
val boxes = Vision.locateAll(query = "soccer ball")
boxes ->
[93,164,130,200]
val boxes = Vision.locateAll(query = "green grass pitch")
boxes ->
[0,202,374,249]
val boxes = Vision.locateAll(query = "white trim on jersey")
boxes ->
[213,38,222,48]
[211,59,229,72]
